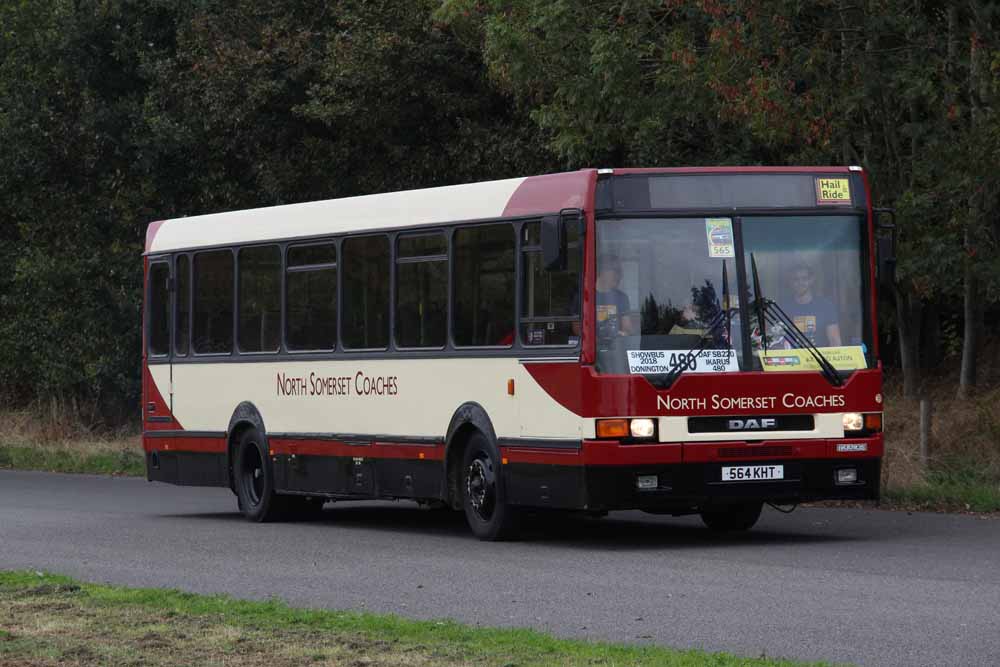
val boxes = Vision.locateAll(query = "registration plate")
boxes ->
[721,465,784,482]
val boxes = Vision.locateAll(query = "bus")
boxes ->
[142,167,889,540]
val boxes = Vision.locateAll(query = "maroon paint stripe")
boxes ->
[269,438,444,461]
[501,170,594,218]
[521,363,883,418]
[145,220,166,253]
[610,166,855,175]
[143,436,226,454]
[502,435,883,467]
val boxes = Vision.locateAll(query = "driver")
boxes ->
[783,262,841,347]
[596,254,634,335]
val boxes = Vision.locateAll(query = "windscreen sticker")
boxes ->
[705,218,735,258]
[758,345,866,372]
[815,177,851,205]
[627,349,739,375]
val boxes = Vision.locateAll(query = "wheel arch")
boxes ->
[226,401,269,491]
[444,402,498,509]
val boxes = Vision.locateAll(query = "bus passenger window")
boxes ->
[148,262,170,356]
[193,250,234,354]
[396,233,447,348]
[286,243,337,351]
[520,222,581,346]
[238,245,281,353]
[175,255,190,356]
[453,224,515,347]
[343,235,390,349]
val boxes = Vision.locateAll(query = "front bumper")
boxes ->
[501,436,882,512]
[583,457,881,511]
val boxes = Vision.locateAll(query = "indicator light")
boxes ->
[596,419,629,438]
[863,413,882,432]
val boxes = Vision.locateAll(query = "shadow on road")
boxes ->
[161,501,857,550]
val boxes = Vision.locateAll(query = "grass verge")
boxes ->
[0,570,829,667]
[881,466,1000,514]
[0,407,143,476]
[0,444,144,476]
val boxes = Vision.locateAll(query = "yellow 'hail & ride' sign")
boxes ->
[815,177,851,205]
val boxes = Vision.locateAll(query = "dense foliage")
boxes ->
[1,0,998,421]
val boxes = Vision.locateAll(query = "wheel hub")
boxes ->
[466,457,495,520]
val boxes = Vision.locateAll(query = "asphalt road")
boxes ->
[1,470,998,666]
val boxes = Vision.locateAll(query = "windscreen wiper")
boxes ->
[649,261,733,389]
[749,253,843,387]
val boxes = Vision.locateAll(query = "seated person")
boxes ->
[781,263,842,347]
[596,254,634,337]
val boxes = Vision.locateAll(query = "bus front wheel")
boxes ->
[234,428,284,522]
[461,432,519,541]
[699,502,763,532]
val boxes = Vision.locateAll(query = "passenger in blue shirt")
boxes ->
[782,263,842,347]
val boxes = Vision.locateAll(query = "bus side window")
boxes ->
[175,255,190,356]
[286,243,337,351]
[342,235,390,350]
[238,245,281,353]
[520,221,581,346]
[396,233,447,348]
[148,261,170,356]
[453,223,515,347]
[192,250,234,354]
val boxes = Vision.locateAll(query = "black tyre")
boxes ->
[461,431,519,541]
[234,428,285,522]
[700,502,763,532]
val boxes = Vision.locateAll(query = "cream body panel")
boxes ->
[150,357,582,439]
[149,178,526,254]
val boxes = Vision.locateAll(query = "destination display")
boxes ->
[627,349,739,375]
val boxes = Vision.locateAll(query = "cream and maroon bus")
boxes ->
[143,167,888,540]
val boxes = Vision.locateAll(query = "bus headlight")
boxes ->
[630,418,656,438]
[842,413,864,432]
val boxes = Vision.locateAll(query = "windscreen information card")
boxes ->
[627,349,739,374]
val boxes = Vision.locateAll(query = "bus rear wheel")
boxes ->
[234,428,284,522]
[700,502,763,532]
[461,432,519,541]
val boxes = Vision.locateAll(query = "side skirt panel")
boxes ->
[146,451,228,487]
[272,454,446,501]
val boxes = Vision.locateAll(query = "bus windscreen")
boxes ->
[595,215,873,377]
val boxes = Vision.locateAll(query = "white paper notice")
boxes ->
[627,349,739,375]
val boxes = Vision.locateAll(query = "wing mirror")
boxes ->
[874,207,897,290]
[542,208,583,271]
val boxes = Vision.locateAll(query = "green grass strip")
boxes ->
[0,445,144,476]
[0,570,833,666]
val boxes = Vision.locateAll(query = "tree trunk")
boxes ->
[958,263,979,397]
[921,302,941,369]
[958,12,983,398]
